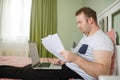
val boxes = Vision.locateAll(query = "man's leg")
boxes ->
[0,64,84,80]
[0,65,23,79]
[22,64,83,80]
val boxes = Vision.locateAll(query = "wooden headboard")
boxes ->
[98,0,120,31]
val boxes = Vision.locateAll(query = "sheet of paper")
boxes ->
[42,33,65,61]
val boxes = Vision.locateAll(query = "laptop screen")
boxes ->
[28,42,40,66]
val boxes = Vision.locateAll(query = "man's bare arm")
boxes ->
[61,50,112,78]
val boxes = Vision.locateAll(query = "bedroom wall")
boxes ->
[57,0,83,50]
[83,0,115,14]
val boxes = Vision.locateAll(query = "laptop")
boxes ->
[28,41,62,69]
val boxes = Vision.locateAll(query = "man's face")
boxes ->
[76,12,91,35]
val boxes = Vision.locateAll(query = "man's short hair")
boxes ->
[75,7,97,23]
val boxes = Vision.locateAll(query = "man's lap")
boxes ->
[0,64,83,80]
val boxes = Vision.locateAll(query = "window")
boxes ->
[0,0,32,56]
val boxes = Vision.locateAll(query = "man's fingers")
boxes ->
[52,59,61,65]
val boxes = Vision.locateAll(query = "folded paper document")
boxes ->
[42,33,65,61]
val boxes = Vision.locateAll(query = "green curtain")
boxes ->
[30,0,57,58]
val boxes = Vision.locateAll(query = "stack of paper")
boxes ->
[41,33,65,61]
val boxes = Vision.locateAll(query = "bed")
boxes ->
[0,56,55,67]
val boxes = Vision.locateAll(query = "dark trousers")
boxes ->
[0,64,84,80]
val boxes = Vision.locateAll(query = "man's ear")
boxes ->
[88,17,94,24]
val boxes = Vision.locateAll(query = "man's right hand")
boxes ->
[52,58,65,65]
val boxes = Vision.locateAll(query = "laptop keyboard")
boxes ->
[36,62,51,67]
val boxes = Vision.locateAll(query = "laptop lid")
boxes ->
[28,41,40,67]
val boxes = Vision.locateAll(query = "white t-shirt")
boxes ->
[66,29,114,80]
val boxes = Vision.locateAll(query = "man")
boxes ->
[0,7,114,80]
[60,7,114,80]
